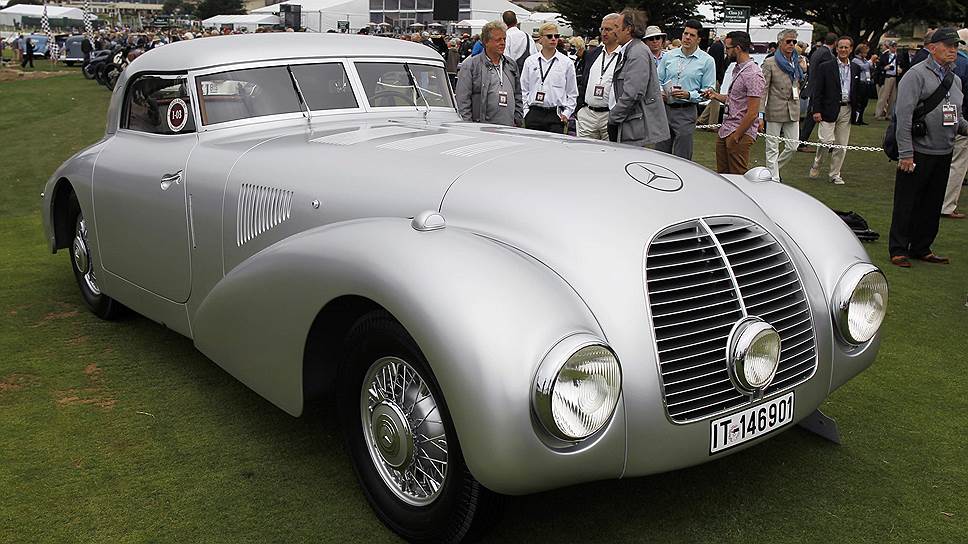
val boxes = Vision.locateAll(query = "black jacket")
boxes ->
[804,45,833,98]
[708,40,727,83]
[811,58,860,121]
[576,45,604,110]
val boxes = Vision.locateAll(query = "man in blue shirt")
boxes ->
[656,19,716,159]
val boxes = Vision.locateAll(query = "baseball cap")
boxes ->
[928,27,965,45]
[644,26,665,39]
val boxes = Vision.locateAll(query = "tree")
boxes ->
[551,0,704,37]
[741,0,968,48]
[195,0,244,21]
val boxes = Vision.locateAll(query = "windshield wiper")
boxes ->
[287,66,312,127]
[403,62,431,121]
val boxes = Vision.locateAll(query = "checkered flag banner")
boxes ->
[83,0,94,38]
[41,1,59,62]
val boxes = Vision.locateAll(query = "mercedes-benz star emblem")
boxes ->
[625,162,684,192]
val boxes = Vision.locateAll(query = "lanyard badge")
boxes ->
[942,103,957,126]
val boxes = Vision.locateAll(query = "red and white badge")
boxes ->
[167,98,189,133]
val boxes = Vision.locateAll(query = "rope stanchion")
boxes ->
[694,123,884,153]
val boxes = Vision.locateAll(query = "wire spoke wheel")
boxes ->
[360,356,448,506]
[72,215,101,296]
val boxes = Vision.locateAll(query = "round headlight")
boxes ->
[833,264,888,344]
[533,336,622,441]
[727,318,782,393]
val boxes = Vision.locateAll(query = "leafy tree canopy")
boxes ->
[195,0,244,21]
[551,0,704,37]
[743,0,968,48]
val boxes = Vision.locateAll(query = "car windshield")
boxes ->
[355,62,453,109]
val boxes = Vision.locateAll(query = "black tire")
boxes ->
[337,310,502,543]
[65,61,75,67]
[67,194,125,320]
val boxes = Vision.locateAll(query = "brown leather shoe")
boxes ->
[941,211,966,219]
[916,253,950,264]
[890,255,911,268]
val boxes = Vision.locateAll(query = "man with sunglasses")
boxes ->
[521,22,578,133]
[656,19,716,160]
[644,25,666,66]
[575,13,622,140]
[761,29,807,181]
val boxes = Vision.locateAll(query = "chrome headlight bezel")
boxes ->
[726,317,782,394]
[532,333,622,442]
[832,263,889,345]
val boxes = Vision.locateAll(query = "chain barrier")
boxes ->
[694,124,885,153]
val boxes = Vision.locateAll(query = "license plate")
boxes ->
[709,392,795,454]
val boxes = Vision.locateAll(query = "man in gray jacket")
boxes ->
[456,21,523,127]
[888,28,968,267]
[607,9,669,146]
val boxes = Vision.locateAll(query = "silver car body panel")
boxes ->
[43,34,882,496]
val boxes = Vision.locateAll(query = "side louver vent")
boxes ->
[237,183,293,247]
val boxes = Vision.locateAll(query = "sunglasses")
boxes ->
[783,39,797,44]
[544,34,561,39]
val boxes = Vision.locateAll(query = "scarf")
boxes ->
[774,50,803,83]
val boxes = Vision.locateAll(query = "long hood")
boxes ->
[439,137,776,277]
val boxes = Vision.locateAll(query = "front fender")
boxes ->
[726,176,883,392]
[192,217,627,494]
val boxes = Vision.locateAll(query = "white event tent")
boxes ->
[202,14,281,32]
[0,5,85,28]
[698,4,813,46]
[251,0,370,33]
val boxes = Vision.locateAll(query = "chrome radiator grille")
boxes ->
[646,217,817,423]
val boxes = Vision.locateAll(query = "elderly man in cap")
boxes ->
[644,25,665,65]
[941,28,968,219]
[889,28,968,267]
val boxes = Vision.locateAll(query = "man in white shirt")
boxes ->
[503,11,536,73]
[521,23,579,133]
[575,13,622,140]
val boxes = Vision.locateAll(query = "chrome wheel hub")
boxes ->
[370,401,414,469]
[361,357,448,506]
[73,217,101,295]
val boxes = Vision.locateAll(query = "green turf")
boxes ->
[1,72,965,543]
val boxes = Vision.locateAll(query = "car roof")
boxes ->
[128,33,445,74]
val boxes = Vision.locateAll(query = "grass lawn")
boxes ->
[1,71,966,543]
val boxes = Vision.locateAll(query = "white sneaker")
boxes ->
[831,176,845,185]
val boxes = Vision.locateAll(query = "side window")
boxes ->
[196,66,301,125]
[289,63,359,111]
[355,62,454,108]
[124,76,195,135]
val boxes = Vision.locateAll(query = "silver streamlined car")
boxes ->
[43,34,888,543]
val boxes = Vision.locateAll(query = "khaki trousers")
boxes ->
[716,133,755,174]
[943,134,968,214]
[876,77,898,119]
[764,120,799,181]
[813,105,852,180]
[697,82,722,125]
[576,107,610,140]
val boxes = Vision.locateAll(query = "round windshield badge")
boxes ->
[625,162,684,192]
[167,98,189,133]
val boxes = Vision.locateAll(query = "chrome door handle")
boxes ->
[160,171,183,191]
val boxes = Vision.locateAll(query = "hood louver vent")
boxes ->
[237,183,293,247]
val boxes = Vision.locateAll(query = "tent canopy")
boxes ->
[251,0,370,32]
[202,14,281,28]
[0,5,85,28]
